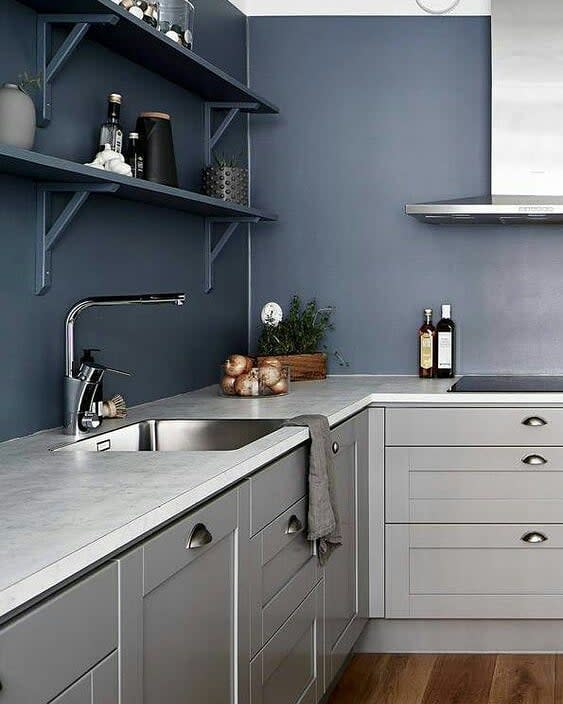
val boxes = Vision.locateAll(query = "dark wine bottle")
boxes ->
[419,308,436,379]
[99,93,124,154]
[435,303,456,378]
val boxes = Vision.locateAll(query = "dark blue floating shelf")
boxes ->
[18,0,279,114]
[0,144,277,220]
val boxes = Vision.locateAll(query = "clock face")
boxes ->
[261,302,283,327]
[415,0,460,13]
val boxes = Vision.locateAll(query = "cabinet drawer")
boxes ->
[386,408,563,446]
[250,583,323,704]
[386,523,563,618]
[387,446,563,523]
[0,563,117,704]
[143,489,237,595]
[250,498,320,656]
[250,447,308,536]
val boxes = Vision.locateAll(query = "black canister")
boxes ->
[136,111,178,187]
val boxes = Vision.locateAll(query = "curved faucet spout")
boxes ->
[64,293,186,378]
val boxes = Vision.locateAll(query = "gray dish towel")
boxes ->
[284,414,342,565]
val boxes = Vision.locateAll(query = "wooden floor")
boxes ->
[328,654,563,704]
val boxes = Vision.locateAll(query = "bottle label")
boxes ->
[420,333,433,370]
[437,332,452,369]
[115,130,123,153]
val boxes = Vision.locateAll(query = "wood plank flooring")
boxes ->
[328,655,563,704]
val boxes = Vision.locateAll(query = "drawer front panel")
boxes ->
[387,447,563,523]
[386,408,563,446]
[0,564,117,704]
[250,498,319,655]
[143,489,237,594]
[250,583,323,704]
[386,524,563,618]
[251,447,308,536]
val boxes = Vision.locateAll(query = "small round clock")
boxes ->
[415,0,461,14]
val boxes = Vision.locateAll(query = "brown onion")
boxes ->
[258,356,283,372]
[235,369,260,396]
[220,375,237,395]
[225,354,250,377]
[269,376,289,395]
[258,365,281,387]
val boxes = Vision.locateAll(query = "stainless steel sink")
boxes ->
[53,419,284,452]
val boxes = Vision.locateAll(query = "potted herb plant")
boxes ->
[0,72,41,150]
[257,296,334,381]
[202,153,248,206]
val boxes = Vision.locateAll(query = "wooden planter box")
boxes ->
[257,353,327,381]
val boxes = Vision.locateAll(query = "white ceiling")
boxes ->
[231,0,490,16]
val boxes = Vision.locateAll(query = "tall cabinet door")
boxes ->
[118,488,240,704]
[324,411,369,681]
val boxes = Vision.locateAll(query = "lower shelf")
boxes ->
[0,144,276,295]
[0,144,277,221]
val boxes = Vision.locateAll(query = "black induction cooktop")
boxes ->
[449,376,563,393]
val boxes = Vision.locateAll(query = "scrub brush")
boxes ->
[102,394,128,419]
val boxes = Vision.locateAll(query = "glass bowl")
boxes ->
[219,364,290,398]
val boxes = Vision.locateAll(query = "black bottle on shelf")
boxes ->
[126,132,145,178]
[435,303,456,379]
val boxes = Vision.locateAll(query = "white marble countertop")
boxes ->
[3,374,563,623]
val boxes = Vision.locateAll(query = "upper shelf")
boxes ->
[1,144,277,220]
[18,0,279,114]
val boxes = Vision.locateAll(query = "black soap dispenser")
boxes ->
[79,348,104,408]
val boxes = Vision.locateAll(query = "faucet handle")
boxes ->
[103,365,132,377]
[77,361,132,381]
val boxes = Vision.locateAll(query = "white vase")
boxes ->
[0,83,36,150]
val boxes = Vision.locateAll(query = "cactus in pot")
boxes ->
[202,153,249,206]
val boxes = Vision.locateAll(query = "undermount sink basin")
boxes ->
[54,419,285,453]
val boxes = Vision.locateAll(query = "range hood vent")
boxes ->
[406,0,563,225]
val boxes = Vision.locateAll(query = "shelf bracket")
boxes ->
[35,182,119,295]
[204,102,260,166]
[37,13,120,127]
[205,217,259,293]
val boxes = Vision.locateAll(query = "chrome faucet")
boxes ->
[64,293,186,435]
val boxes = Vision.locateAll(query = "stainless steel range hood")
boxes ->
[406,0,563,224]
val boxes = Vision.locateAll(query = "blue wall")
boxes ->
[0,0,248,441]
[249,16,563,376]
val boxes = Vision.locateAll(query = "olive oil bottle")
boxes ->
[419,308,436,378]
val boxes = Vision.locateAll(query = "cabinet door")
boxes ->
[250,583,324,704]
[0,564,117,704]
[119,489,240,704]
[50,652,118,704]
[324,412,369,682]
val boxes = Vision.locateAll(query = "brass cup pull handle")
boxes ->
[186,523,213,549]
[521,531,548,544]
[286,515,303,535]
[522,454,548,465]
[332,442,340,455]
[522,416,548,427]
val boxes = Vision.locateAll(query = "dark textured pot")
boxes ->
[202,166,248,206]
[0,84,36,149]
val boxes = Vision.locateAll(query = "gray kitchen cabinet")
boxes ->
[386,407,563,446]
[324,412,369,682]
[386,523,563,619]
[50,652,118,704]
[0,563,118,704]
[250,582,324,704]
[118,487,244,704]
[386,445,563,523]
